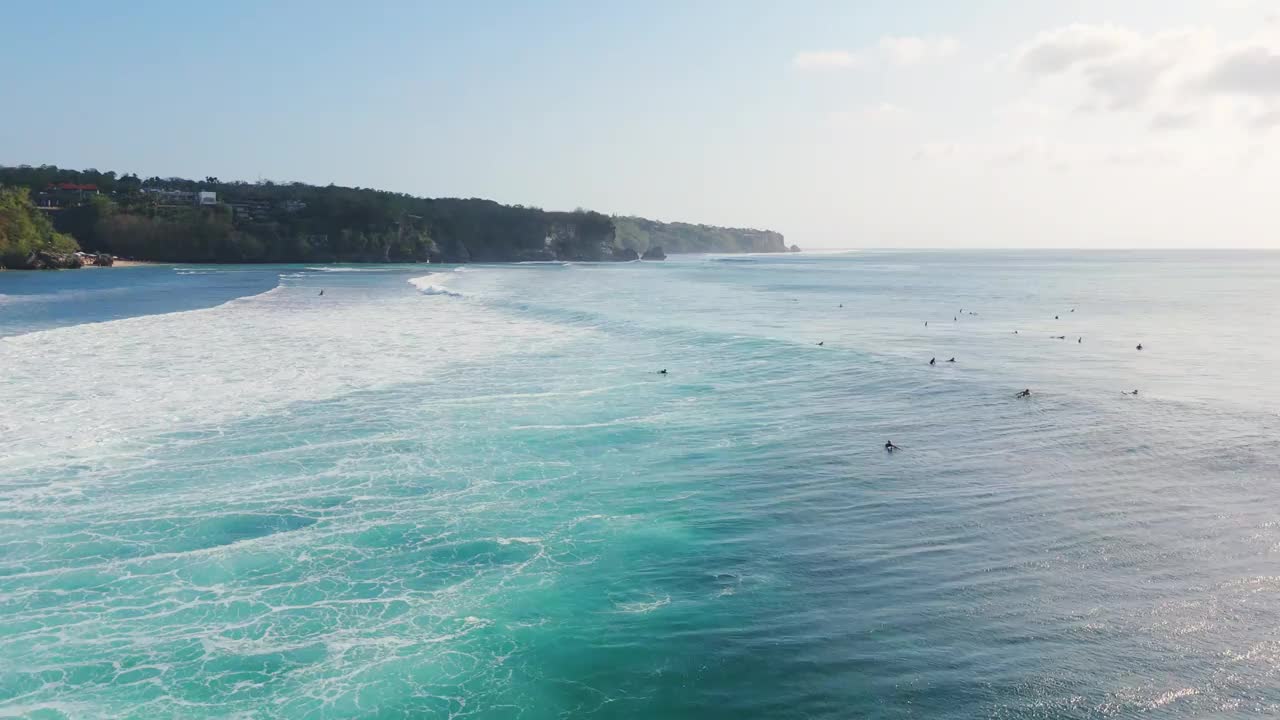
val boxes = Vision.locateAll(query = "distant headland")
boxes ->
[0,165,797,269]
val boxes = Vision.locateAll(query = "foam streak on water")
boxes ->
[0,274,570,472]
[1,252,1279,718]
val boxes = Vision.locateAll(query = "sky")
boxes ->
[3,0,1280,248]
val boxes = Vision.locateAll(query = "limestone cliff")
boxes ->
[613,217,791,255]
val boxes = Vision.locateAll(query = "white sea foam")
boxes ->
[0,293,36,306]
[614,595,671,614]
[508,415,657,431]
[408,274,466,297]
[0,281,576,473]
[496,536,543,546]
[305,266,399,272]
[0,287,134,305]
[414,284,465,298]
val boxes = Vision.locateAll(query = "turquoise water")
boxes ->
[2,252,1279,718]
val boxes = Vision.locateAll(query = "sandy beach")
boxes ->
[75,258,166,268]
[109,259,163,267]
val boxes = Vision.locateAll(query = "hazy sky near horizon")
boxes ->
[5,0,1280,247]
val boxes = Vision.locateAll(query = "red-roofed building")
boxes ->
[35,182,100,209]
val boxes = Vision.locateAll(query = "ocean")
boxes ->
[2,251,1278,718]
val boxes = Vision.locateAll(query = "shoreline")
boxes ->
[102,259,164,268]
[5,249,803,271]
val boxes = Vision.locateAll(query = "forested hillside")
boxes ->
[0,187,80,269]
[0,165,793,265]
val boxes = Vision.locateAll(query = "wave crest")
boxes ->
[409,275,465,298]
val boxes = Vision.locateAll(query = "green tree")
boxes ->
[0,163,789,264]
[117,173,142,192]
[0,186,80,267]
[54,194,116,252]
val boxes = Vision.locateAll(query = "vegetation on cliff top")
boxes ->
[0,165,789,265]
[0,187,80,268]
[613,216,788,254]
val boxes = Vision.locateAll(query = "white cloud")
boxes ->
[1107,146,1179,167]
[878,36,959,65]
[854,101,909,118]
[1201,46,1280,95]
[991,101,1066,134]
[1016,25,1214,111]
[1016,24,1137,74]
[1082,52,1173,109]
[914,138,1189,172]
[1249,105,1280,130]
[989,138,1068,169]
[911,141,961,162]
[912,138,1075,171]
[1149,110,1198,130]
[791,35,958,71]
[1013,23,1280,132]
[826,103,912,133]
[1233,102,1280,130]
[791,50,860,71]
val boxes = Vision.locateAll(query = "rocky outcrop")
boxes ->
[641,245,667,260]
[22,251,84,269]
[424,212,643,264]
[613,217,791,255]
[511,248,558,262]
[788,244,801,253]
[430,235,472,264]
[546,213,619,261]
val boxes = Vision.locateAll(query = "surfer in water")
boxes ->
[947,357,955,362]
[319,289,324,296]
[1136,343,1143,350]
[884,441,900,452]
[817,341,824,346]
[658,369,668,375]
[929,357,936,366]
[1016,388,1031,398]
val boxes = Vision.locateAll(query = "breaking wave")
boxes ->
[408,275,465,297]
[305,266,400,273]
[0,281,572,474]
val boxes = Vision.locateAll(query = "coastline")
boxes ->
[1,261,164,271]
[5,248,807,271]
[99,259,164,268]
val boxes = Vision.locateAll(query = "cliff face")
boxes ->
[423,203,619,263]
[545,211,618,261]
[2,164,791,265]
[613,217,788,255]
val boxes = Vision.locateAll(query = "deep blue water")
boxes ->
[0,265,278,337]
[1,252,1278,718]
